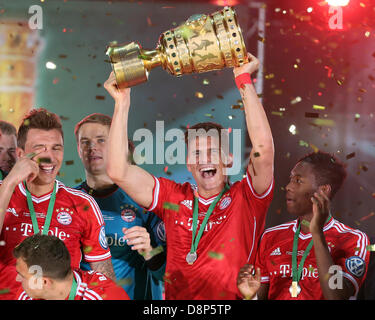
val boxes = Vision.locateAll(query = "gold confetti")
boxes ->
[83,245,93,253]
[366,245,375,251]
[313,104,326,110]
[202,79,210,85]
[195,92,204,99]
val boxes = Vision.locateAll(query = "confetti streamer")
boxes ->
[346,152,355,160]
[313,105,325,110]
[301,220,310,227]
[83,246,93,254]
[95,95,105,100]
[162,202,180,212]
[366,245,375,251]
[0,288,10,295]
[208,251,224,260]
[65,160,74,165]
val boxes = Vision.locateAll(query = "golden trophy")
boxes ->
[106,6,248,88]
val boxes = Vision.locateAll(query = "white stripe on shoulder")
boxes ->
[263,221,296,235]
[245,170,273,199]
[84,288,104,300]
[149,176,160,212]
[60,184,104,225]
[332,220,368,260]
[18,291,30,300]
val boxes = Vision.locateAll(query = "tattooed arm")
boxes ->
[233,53,274,194]
[89,259,117,282]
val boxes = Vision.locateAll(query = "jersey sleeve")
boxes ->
[241,168,274,221]
[80,194,111,263]
[88,271,130,300]
[147,175,183,220]
[334,229,370,297]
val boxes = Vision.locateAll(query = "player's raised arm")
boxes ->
[233,53,274,195]
[104,72,155,209]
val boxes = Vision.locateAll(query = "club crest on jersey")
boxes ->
[99,226,109,250]
[219,196,232,210]
[345,256,365,278]
[156,221,166,242]
[121,208,136,223]
[56,208,73,225]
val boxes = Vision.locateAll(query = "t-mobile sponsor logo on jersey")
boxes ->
[187,214,227,232]
[21,223,70,241]
[279,264,319,279]
[106,233,127,247]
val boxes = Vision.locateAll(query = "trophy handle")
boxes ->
[106,42,163,88]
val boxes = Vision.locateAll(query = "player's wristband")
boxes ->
[235,73,252,90]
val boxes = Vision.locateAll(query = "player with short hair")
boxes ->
[74,113,166,300]
[104,52,275,299]
[0,120,17,179]
[14,234,129,300]
[238,151,370,300]
[0,108,115,299]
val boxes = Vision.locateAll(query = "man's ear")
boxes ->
[16,147,25,158]
[318,184,332,198]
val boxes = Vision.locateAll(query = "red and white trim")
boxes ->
[148,175,160,212]
[245,169,273,199]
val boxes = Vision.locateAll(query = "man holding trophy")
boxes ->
[104,7,274,300]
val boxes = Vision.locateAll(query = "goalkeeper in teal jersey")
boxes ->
[74,114,166,300]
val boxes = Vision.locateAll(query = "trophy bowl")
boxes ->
[106,6,248,88]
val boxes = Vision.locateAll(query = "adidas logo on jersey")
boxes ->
[270,247,281,256]
[180,200,193,210]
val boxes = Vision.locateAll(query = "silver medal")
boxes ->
[289,282,301,297]
[186,252,197,265]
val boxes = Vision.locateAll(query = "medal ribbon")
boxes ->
[189,184,229,256]
[292,215,331,284]
[25,181,57,235]
[68,277,77,300]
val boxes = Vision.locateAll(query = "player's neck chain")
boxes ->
[186,184,229,265]
[24,181,57,235]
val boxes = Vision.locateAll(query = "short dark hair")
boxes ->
[75,113,135,163]
[0,120,17,137]
[298,151,347,199]
[74,113,112,142]
[184,122,225,145]
[13,234,71,280]
[17,108,64,150]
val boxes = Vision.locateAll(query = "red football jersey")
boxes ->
[17,269,129,300]
[256,217,370,300]
[148,169,274,300]
[0,180,111,300]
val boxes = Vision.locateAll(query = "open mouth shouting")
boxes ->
[199,166,218,179]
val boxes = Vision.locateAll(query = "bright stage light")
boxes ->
[326,0,350,6]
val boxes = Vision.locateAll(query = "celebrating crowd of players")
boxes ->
[0,52,371,300]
